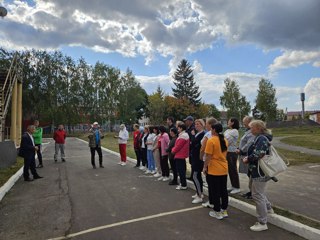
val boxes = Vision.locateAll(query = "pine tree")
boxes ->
[172,59,201,105]
[254,78,277,121]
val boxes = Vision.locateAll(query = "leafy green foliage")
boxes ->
[254,78,277,121]
[220,78,251,119]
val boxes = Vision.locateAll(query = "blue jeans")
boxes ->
[147,149,155,171]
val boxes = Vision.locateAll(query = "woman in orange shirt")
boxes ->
[204,123,229,220]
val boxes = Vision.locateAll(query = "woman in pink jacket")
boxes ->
[158,126,170,181]
[172,122,190,190]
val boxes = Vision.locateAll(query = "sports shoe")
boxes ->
[227,187,234,191]
[202,201,214,208]
[192,196,203,204]
[162,177,170,182]
[209,211,223,220]
[139,166,145,170]
[168,180,178,185]
[157,176,164,181]
[192,193,198,199]
[150,170,156,174]
[62,159,66,162]
[267,208,274,214]
[230,188,241,194]
[121,162,126,166]
[145,170,151,174]
[118,162,122,165]
[176,185,187,190]
[100,165,104,168]
[154,173,162,177]
[250,222,268,231]
[220,209,228,218]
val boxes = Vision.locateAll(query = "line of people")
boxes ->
[131,116,275,232]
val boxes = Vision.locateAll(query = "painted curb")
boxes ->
[0,167,23,202]
[0,141,50,202]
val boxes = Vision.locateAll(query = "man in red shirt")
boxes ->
[53,124,67,162]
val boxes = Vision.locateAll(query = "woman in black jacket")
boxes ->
[190,119,206,204]
[166,127,178,185]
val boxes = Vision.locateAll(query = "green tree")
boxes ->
[147,86,166,124]
[220,78,251,120]
[254,78,277,121]
[172,59,201,105]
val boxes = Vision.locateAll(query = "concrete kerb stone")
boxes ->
[0,141,50,202]
[92,139,320,240]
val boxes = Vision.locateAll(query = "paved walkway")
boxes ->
[273,137,320,156]
[0,138,305,240]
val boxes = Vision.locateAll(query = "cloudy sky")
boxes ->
[1,0,319,112]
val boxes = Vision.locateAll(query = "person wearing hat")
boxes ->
[184,115,196,180]
[114,124,129,166]
[88,122,104,168]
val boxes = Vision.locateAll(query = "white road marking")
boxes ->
[47,206,202,240]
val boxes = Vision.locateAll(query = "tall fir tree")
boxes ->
[172,59,201,105]
[254,78,277,121]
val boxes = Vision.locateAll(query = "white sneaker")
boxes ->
[120,162,126,166]
[139,166,145,170]
[192,193,198,199]
[230,188,241,194]
[176,185,187,190]
[220,209,228,218]
[202,201,214,208]
[154,173,161,177]
[209,211,223,220]
[150,170,156,174]
[145,170,151,174]
[227,187,234,191]
[162,177,170,182]
[157,176,164,181]
[118,162,122,165]
[250,222,268,231]
[192,196,203,204]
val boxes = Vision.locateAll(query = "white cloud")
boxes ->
[304,78,320,109]
[2,0,318,66]
[269,50,320,73]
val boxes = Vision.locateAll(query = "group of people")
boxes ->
[20,116,275,232]
[130,115,275,232]
[19,121,67,181]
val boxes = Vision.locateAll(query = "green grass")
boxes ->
[0,157,24,187]
[79,132,136,159]
[271,126,320,137]
[280,135,320,150]
[276,148,320,166]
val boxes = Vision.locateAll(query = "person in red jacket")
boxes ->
[172,122,190,190]
[53,124,67,162]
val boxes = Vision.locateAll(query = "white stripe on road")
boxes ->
[47,206,203,240]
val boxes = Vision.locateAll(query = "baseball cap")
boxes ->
[184,116,194,121]
[93,122,98,125]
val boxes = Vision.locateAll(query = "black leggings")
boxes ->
[160,155,169,177]
[207,174,228,212]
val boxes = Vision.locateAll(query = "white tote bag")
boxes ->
[258,145,287,177]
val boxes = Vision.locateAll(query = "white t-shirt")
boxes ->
[146,133,155,150]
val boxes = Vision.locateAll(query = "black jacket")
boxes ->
[190,131,205,171]
[19,132,36,159]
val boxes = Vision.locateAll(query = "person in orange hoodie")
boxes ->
[53,124,67,162]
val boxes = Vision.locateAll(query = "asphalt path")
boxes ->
[0,138,304,240]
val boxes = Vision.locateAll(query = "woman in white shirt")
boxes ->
[145,126,156,174]
[224,118,240,194]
